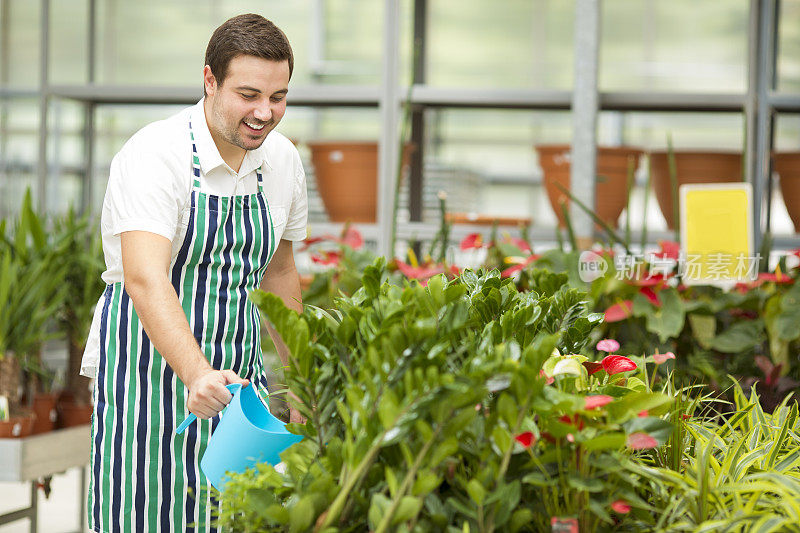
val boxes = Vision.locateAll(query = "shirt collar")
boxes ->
[190,99,273,176]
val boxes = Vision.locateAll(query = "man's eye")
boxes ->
[241,94,256,100]
[270,96,285,103]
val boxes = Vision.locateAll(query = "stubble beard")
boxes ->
[211,96,268,152]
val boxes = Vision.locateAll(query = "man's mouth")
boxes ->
[243,120,267,132]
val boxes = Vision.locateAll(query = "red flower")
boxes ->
[757,272,795,285]
[653,351,675,365]
[680,414,691,420]
[596,339,620,353]
[539,369,555,385]
[460,233,484,250]
[611,500,631,514]
[310,250,341,266]
[500,254,540,278]
[584,395,614,409]
[582,361,604,375]
[604,300,633,323]
[340,227,364,250]
[639,286,661,307]
[654,240,680,260]
[638,410,648,417]
[626,272,672,288]
[514,431,535,448]
[504,236,532,253]
[558,414,585,430]
[626,432,658,450]
[395,260,445,281]
[602,355,637,375]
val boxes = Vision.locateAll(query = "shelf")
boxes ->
[0,425,89,482]
[41,84,759,114]
[769,92,800,112]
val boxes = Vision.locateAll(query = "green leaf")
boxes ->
[497,393,517,428]
[392,496,423,525]
[688,313,716,350]
[644,288,685,343]
[466,479,486,505]
[289,495,315,533]
[710,319,764,353]
[510,509,535,533]
[582,432,626,451]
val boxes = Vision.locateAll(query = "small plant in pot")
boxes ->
[55,208,105,426]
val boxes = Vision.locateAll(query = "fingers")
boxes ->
[221,369,249,387]
[187,370,233,419]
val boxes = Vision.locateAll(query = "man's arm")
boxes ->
[121,231,248,419]
[260,239,304,423]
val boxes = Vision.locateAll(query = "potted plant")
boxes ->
[55,208,105,426]
[649,149,742,229]
[535,144,643,228]
[773,152,800,233]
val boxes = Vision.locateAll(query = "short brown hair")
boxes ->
[204,14,294,92]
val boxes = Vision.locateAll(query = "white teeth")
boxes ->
[244,121,265,131]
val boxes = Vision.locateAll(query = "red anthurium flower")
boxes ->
[504,236,532,253]
[611,500,631,514]
[460,232,484,250]
[626,272,672,288]
[604,300,633,323]
[602,355,637,375]
[340,227,364,250]
[584,395,614,409]
[653,351,675,365]
[627,432,658,450]
[514,431,535,448]
[449,264,462,278]
[395,260,445,281]
[558,414,585,430]
[500,254,541,278]
[654,240,680,260]
[566,433,575,443]
[582,361,604,375]
[310,250,341,266]
[757,272,795,285]
[541,432,557,444]
[639,286,661,307]
[638,410,649,418]
[300,235,328,251]
[596,339,620,353]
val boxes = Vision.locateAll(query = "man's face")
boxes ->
[204,54,290,152]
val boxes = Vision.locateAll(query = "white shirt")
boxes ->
[80,99,308,377]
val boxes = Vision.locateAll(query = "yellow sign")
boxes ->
[680,183,753,285]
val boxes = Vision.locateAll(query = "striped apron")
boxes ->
[88,120,277,532]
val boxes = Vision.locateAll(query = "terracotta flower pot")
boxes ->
[649,150,742,230]
[57,392,93,428]
[773,152,800,233]
[535,145,643,228]
[0,414,35,438]
[307,141,413,223]
[32,392,59,434]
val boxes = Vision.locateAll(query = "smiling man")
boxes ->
[81,14,307,532]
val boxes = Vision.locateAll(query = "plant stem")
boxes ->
[374,424,443,533]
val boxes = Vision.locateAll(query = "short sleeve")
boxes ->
[282,149,308,241]
[106,135,184,241]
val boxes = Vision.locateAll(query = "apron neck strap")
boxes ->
[189,119,265,194]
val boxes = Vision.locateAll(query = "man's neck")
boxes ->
[203,99,246,173]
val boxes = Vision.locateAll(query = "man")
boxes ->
[81,14,307,532]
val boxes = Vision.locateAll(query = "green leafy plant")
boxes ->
[216,264,685,531]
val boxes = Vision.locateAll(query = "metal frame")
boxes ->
[2,0,800,247]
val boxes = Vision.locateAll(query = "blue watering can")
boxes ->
[176,383,303,489]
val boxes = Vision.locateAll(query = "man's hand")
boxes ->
[187,369,250,419]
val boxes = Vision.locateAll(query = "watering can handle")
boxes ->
[176,383,242,434]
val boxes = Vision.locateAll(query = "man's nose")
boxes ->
[253,103,272,122]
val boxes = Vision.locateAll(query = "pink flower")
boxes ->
[604,300,633,323]
[653,351,675,365]
[596,339,620,353]
[503,236,532,253]
[654,240,680,260]
[584,395,614,409]
[539,369,555,385]
[515,431,535,448]
[626,272,672,288]
[626,432,658,450]
[460,233,484,250]
[602,355,637,375]
[611,500,631,514]
[638,410,649,417]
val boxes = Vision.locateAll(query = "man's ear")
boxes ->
[203,65,218,96]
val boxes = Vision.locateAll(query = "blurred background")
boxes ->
[0,0,799,258]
